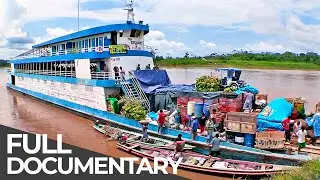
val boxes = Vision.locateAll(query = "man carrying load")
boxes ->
[243,92,254,112]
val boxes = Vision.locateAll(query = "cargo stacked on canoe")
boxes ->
[225,112,257,134]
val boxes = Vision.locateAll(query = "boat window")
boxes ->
[98,37,103,47]
[91,38,95,47]
[130,29,136,37]
[82,40,85,48]
[88,39,91,48]
[78,41,82,49]
[120,32,123,37]
[85,39,88,48]
[96,38,99,47]
[135,30,141,37]
[104,36,110,47]
[52,46,56,52]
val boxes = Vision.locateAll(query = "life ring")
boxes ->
[95,46,103,53]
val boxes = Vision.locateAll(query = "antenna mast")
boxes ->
[78,0,80,31]
[124,0,135,22]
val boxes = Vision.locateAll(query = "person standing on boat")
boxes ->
[282,116,291,142]
[145,64,151,70]
[119,66,125,79]
[293,120,302,135]
[206,115,215,144]
[209,133,225,159]
[297,126,307,153]
[243,92,254,112]
[113,66,120,80]
[136,64,141,70]
[199,113,207,135]
[157,109,166,134]
[191,115,199,141]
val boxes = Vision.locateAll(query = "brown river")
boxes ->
[1,67,320,179]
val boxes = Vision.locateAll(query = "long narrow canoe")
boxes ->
[93,123,195,150]
[117,141,295,176]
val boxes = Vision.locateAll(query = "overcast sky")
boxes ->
[1,0,320,59]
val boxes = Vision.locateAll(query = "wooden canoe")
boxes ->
[117,141,296,176]
[93,123,195,150]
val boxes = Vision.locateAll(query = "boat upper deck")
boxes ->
[11,21,152,64]
[33,22,149,48]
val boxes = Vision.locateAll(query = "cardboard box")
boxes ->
[227,112,242,121]
[241,113,258,123]
[241,123,256,134]
[255,131,285,149]
[225,121,240,132]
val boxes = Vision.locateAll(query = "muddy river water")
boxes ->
[0,67,319,179]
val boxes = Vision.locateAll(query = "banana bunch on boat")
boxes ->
[196,76,220,92]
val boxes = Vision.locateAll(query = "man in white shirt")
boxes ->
[296,126,307,153]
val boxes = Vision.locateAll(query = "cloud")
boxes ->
[244,42,286,53]
[199,40,216,48]
[144,30,191,57]
[3,0,320,58]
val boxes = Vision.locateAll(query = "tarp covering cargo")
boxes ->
[134,70,172,93]
[307,113,320,137]
[258,98,293,123]
[235,85,259,95]
[257,98,293,131]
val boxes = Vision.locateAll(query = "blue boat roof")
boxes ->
[33,23,149,48]
[216,68,241,71]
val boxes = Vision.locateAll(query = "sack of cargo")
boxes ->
[177,96,189,106]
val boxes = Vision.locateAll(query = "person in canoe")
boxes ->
[209,133,225,159]
[173,134,185,159]
[141,124,149,142]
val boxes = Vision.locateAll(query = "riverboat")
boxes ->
[6,2,317,166]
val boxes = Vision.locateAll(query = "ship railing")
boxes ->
[15,70,76,77]
[91,72,114,79]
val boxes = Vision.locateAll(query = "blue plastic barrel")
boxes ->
[195,102,204,118]
[203,103,210,118]
[244,133,255,147]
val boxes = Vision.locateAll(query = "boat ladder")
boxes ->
[120,71,150,112]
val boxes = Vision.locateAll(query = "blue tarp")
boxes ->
[134,70,172,93]
[257,98,293,131]
[258,98,293,123]
[235,85,259,95]
[257,119,284,131]
[308,113,320,137]
[134,70,221,99]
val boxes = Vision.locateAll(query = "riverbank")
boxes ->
[156,59,320,71]
[267,160,320,180]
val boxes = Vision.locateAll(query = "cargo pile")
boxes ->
[225,112,257,134]
[255,131,285,149]
[195,76,220,92]
[218,94,244,112]
[119,97,147,121]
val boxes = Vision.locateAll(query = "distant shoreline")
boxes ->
[156,59,320,71]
